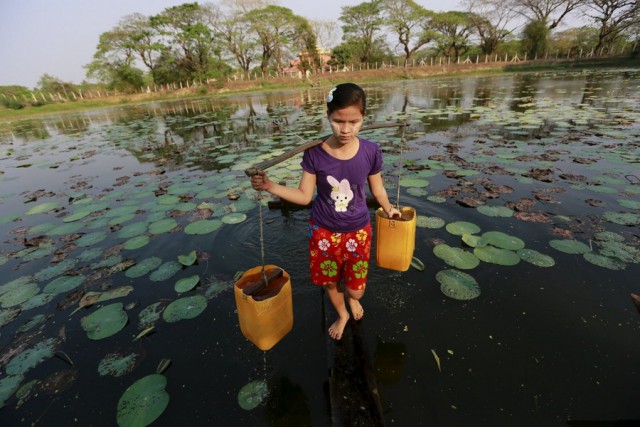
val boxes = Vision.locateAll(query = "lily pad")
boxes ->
[433,244,480,270]
[98,352,141,377]
[473,246,521,266]
[583,252,627,270]
[174,275,200,293]
[138,302,165,329]
[416,216,445,228]
[26,202,60,215]
[116,374,169,427]
[76,231,108,248]
[238,380,268,410]
[517,249,556,267]
[482,231,525,250]
[184,219,223,235]
[221,213,247,224]
[162,295,208,323]
[177,250,197,266]
[43,275,86,295]
[123,235,150,250]
[477,205,514,217]
[436,269,481,301]
[0,374,23,409]
[6,337,61,375]
[80,303,128,340]
[549,239,591,254]
[461,233,487,248]
[602,211,640,226]
[445,221,481,236]
[399,178,430,188]
[148,218,178,235]
[0,281,40,308]
[149,261,182,282]
[125,257,163,279]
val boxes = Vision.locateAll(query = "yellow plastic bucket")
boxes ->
[234,264,293,351]
[375,207,416,272]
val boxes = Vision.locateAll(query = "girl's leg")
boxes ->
[347,288,365,321]
[325,282,350,340]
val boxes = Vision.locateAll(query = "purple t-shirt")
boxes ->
[301,138,383,233]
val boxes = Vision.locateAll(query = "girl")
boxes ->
[250,83,400,340]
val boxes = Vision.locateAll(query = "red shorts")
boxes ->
[308,219,372,291]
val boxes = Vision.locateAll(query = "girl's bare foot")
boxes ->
[348,299,364,321]
[328,314,349,340]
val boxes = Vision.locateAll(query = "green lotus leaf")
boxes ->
[125,257,163,279]
[477,205,514,218]
[174,275,200,293]
[238,380,268,410]
[18,314,48,333]
[109,214,136,226]
[116,374,169,427]
[162,295,207,323]
[124,235,150,250]
[117,222,148,239]
[76,231,108,248]
[399,178,430,188]
[91,255,123,270]
[0,214,20,225]
[445,221,481,236]
[416,216,445,229]
[410,257,425,272]
[184,219,223,235]
[473,246,520,266]
[593,231,625,243]
[0,374,24,409]
[461,233,487,248]
[43,275,86,295]
[46,222,84,236]
[436,269,481,301]
[77,247,104,262]
[0,282,40,308]
[0,307,21,327]
[22,245,55,262]
[98,352,141,377]
[583,252,627,270]
[26,202,60,215]
[63,209,93,223]
[407,187,428,197]
[602,211,640,226]
[177,250,197,266]
[482,231,525,250]
[427,195,447,203]
[0,276,33,297]
[596,241,640,263]
[6,337,61,375]
[149,261,182,282]
[148,218,178,235]
[20,293,56,311]
[619,199,640,210]
[156,195,181,205]
[433,244,480,269]
[138,302,165,329]
[34,258,78,282]
[80,303,128,340]
[517,249,556,267]
[221,213,247,224]
[549,239,591,254]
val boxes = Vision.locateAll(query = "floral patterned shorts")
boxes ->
[308,219,372,291]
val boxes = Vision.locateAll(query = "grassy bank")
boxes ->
[1,56,637,123]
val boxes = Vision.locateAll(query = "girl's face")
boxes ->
[328,105,364,145]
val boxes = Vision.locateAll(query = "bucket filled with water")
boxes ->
[234,264,293,351]
[375,206,417,272]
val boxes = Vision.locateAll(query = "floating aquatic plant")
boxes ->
[174,275,200,293]
[98,352,141,377]
[436,269,481,301]
[237,380,268,410]
[149,261,182,282]
[116,374,169,427]
[473,246,520,266]
[184,219,223,235]
[516,249,556,267]
[6,337,61,375]
[80,303,128,340]
[0,281,40,308]
[43,275,86,295]
[125,257,163,279]
[0,374,24,409]
[416,216,445,229]
[583,252,627,270]
[445,221,481,236]
[177,250,197,267]
[482,231,525,251]
[433,244,480,270]
[162,295,207,323]
[549,239,591,254]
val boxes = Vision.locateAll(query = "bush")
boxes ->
[0,97,24,110]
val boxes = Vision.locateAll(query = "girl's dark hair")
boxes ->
[326,83,366,115]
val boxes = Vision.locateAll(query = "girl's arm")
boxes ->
[368,172,401,218]
[250,170,316,206]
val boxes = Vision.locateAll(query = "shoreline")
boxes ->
[1,56,638,123]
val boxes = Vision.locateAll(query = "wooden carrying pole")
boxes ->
[244,122,403,177]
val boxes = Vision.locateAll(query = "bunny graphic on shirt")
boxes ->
[327,176,354,212]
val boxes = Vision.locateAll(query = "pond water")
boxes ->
[1,69,639,426]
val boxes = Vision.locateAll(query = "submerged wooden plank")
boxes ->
[324,298,385,426]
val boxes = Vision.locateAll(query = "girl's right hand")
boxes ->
[250,170,271,191]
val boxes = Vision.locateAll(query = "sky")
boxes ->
[0,0,460,89]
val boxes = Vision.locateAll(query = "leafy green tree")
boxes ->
[381,0,435,66]
[585,0,639,53]
[245,6,315,74]
[432,11,474,58]
[521,19,551,57]
[339,1,385,63]
[550,26,599,54]
[37,74,76,96]
[462,0,518,54]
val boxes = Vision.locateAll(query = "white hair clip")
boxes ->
[326,87,337,103]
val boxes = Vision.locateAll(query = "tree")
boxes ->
[550,26,599,54]
[462,0,519,54]
[381,0,435,66]
[340,1,386,63]
[432,11,475,58]
[507,0,586,29]
[521,19,551,57]
[310,19,341,50]
[245,6,314,74]
[37,74,76,96]
[585,0,639,53]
